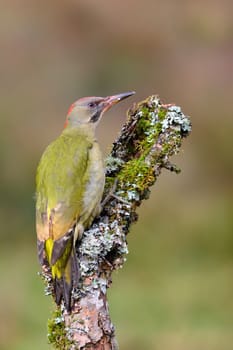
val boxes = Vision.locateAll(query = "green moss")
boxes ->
[47,309,73,350]
[134,105,167,154]
[118,157,155,195]
[158,107,167,121]
[136,114,151,134]
[105,176,115,189]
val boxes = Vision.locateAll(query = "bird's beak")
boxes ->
[102,91,135,112]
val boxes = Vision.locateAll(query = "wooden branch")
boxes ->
[43,95,191,349]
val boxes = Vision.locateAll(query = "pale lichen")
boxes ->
[161,106,191,134]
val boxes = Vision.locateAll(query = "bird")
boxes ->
[35,91,135,311]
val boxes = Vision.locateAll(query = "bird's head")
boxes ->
[64,91,135,129]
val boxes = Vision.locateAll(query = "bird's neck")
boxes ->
[63,123,96,141]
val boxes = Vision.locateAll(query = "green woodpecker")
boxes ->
[36,91,135,311]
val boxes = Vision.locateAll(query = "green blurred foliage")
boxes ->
[0,0,232,349]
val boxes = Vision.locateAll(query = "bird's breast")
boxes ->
[81,141,105,226]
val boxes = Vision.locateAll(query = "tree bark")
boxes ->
[43,95,191,349]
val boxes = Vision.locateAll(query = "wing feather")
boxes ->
[36,132,92,243]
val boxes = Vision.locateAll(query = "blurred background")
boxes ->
[0,0,233,349]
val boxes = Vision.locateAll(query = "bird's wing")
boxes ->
[36,133,92,263]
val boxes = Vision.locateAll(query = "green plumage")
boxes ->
[36,130,91,225]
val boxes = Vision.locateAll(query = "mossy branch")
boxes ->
[44,95,191,349]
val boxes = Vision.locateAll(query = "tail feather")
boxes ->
[71,248,80,287]
[53,247,79,312]
[54,277,63,306]
[62,276,72,312]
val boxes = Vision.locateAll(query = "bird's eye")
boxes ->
[88,102,96,108]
